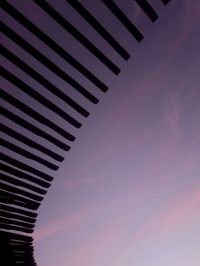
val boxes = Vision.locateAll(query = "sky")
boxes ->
[1,1,200,266]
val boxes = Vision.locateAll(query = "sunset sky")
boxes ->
[1,1,200,266]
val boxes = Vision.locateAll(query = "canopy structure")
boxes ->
[1,1,171,265]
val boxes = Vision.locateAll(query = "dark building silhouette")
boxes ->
[0,1,171,265]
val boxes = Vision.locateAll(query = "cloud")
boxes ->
[64,218,125,266]
[162,0,200,65]
[52,176,200,265]
[33,206,90,241]
[130,184,200,244]
[165,91,182,139]
[33,197,130,242]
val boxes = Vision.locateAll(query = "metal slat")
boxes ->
[0,211,36,224]
[0,217,35,230]
[0,190,40,211]
[2,23,98,109]
[0,163,50,189]
[160,0,171,5]
[1,45,98,105]
[102,0,144,41]
[33,0,120,74]
[0,173,47,195]
[134,0,158,22]
[0,223,34,234]
[0,55,95,112]
[0,152,54,182]
[66,0,130,60]
[2,67,89,120]
[1,0,108,93]
[1,88,77,140]
[0,182,43,202]
[0,1,173,265]
[0,138,59,170]
[0,124,64,162]
[0,107,71,151]
[0,204,38,219]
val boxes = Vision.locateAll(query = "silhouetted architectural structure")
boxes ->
[0,0,171,265]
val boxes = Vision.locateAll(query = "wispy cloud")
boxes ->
[64,218,125,266]
[129,184,200,245]
[165,91,182,139]
[33,206,89,241]
[161,0,200,65]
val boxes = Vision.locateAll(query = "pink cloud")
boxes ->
[53,178,200,265]
[130,184,200,244]
[161,0,200,65]
[33,206,90,241]
[183,0,200,28]
[63,66,172,187]
[33,178,147,243]
[165,91,182,139]
[33,197,130,242]
[64,218,125,266]
[60,4,200,188]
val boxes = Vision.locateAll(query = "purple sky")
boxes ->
[1,1,200,266]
